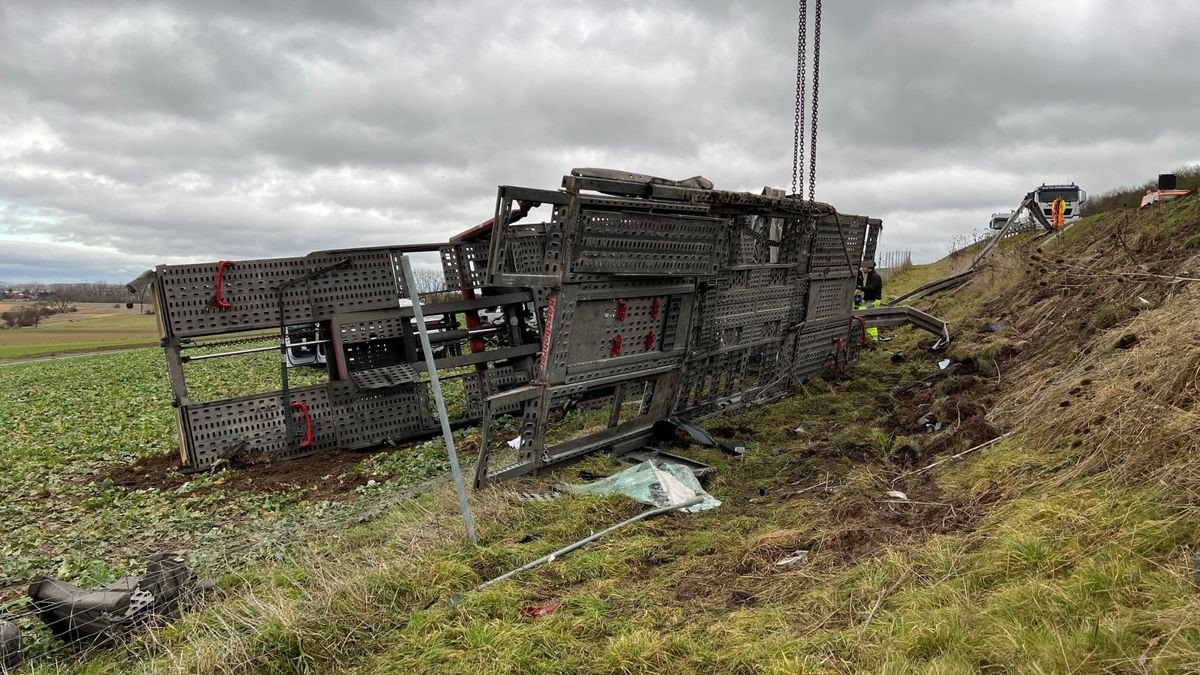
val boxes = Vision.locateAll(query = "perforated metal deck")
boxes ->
[149,170,901,480]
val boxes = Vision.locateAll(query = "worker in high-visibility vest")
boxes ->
[1051,197,1066,228]
[855,260,882,341]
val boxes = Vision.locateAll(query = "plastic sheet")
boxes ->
[566,460,721,513]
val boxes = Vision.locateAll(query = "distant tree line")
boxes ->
[0,303,75,329]
[1,282,130,303]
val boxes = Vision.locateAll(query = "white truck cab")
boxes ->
[1034,183,1086,224]
[989,211,1015,230]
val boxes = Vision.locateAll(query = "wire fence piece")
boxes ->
[876,250,912,281]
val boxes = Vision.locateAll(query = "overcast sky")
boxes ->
[2,0,1199,282]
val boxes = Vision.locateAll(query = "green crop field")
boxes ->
[0,347,465,661]
[0,312,160,360]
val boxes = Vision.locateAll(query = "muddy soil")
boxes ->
[98,448,392,501]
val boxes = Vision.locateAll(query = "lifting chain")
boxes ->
[808,0,822,204]
[791,0,807,198]
[790,0,822,202]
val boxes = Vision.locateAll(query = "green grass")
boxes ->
[9,313,1193,673]
[885,262,950,300]
[0,313,159,360]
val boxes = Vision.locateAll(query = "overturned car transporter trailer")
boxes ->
[137,168,943,485]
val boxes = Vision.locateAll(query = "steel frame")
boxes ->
[141,169,922,482]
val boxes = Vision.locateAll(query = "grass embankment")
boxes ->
[9,195,1200,672]
[0,308,159,360]
[886,231,1041,303]
[58,320,1200,672]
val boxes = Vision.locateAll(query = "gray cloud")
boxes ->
[2,0,1199,282]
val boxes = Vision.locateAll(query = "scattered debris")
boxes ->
[895,433,1015,484]
[775,550,810,569]
[890,352,908,363]
[515,534,541,544]
[28,553,195,647]
[792,424,807,436]
[517,490,564,503]
[885,490,909,501]
[618,450,715,483]
[661,419,745,456]
[893,365,959,396]
[1116,334,1140,349]
[567,461,721,513]
[938,359,951,370]
[916,412,942,433]
[518,601,561,619]
[0,620,18,673]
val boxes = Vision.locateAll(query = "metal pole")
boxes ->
[181,340,332,362]
[473,496,703,592]
[397,254,478,546]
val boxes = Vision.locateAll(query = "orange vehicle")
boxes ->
[1140,189,1191,208]
[1140,173,1191,208]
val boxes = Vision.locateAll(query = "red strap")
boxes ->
[539,298,556,372]
[650,297,661,320]
[214,260,234,309]
[610,334,623,356]
[853,315,869,347]
[615,301,628,322]
[644,330,656,351]
[291,401,314,449]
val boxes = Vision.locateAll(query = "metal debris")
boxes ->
[518,601,562,620]
[0,620,19,673]
[471,496,704,595]
[28,553,194,646]
[775,550,810,569]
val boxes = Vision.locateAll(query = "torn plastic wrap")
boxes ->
[565,460,721,513]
